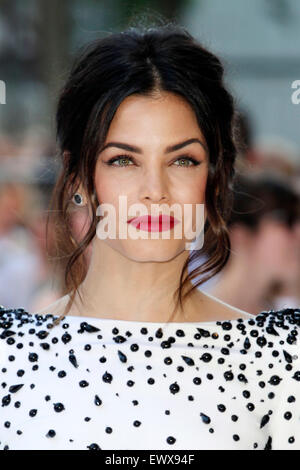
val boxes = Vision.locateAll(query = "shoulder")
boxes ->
[0,305,69,372]
[0,305,58,342]
[0,305,96,340]
[0,305,56,323]
[241,307,300,363]
[249,308,300,449]
[244,307,300,339]
[253,307,300,334]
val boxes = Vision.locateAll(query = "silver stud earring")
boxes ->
[73,193,83,206]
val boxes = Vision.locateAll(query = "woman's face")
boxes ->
[94,91,209,262]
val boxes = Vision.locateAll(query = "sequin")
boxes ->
[166,436,176,444]
[292,371,300,381]
[169,382,180,394]
[69,354,79,368]
[102,372,113,383]
[79,380,89,388]
[260,415,270,428]
[8,384,24,393]
[268,375,282,386]
[87,443,101,450]
[53,403,65,412]
[113,335,127,344]
[28,353,38,362]
[118,351,127,363]
[2,395,11,407]
[200,353,213,363]
[200,413,211,424]
[0,306,300,450]
[94,395,102,406]
[217,404,226,412]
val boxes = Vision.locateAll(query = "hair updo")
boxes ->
[47,18,240,327]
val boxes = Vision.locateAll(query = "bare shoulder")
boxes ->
[32,289,256,323]
[32,294,73,317]
[207,293,255,319]
[188,289,256,322]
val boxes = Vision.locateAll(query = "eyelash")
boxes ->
[105,154,201,168]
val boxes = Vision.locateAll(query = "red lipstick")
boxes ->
[127,214,179,232]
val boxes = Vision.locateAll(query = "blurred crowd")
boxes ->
[0,109,299,315]
[0,128,62,312]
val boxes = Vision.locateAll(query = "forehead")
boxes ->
[105,92,203,141]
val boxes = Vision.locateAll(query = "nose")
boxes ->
[140,167,170,204]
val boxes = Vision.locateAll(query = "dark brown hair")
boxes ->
[47,19,240,328]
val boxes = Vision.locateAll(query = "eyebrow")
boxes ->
[100,138,208,154]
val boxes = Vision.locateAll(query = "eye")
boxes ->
[173,155,200,167]
[105,155,134,167]
[104,154,201,168]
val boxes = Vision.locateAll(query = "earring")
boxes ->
[73,192,84,206]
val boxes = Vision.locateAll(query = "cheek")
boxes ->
[95,170,129,206]
[176,183,206,203]
[173,181,207,238]
[171,171,207,204]
[94,172,137,232]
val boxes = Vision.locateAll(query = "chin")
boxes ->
[115,239,186,262]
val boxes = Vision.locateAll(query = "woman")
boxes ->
[0,22,299,450]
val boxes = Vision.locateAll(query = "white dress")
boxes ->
[0,306,300,450]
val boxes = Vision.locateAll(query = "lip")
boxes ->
[127,214,180,232]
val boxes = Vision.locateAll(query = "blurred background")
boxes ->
[0,0,299,314]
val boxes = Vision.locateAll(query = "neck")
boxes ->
[72,238,197,322]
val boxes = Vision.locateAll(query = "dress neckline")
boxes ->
[51,312,258,326]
